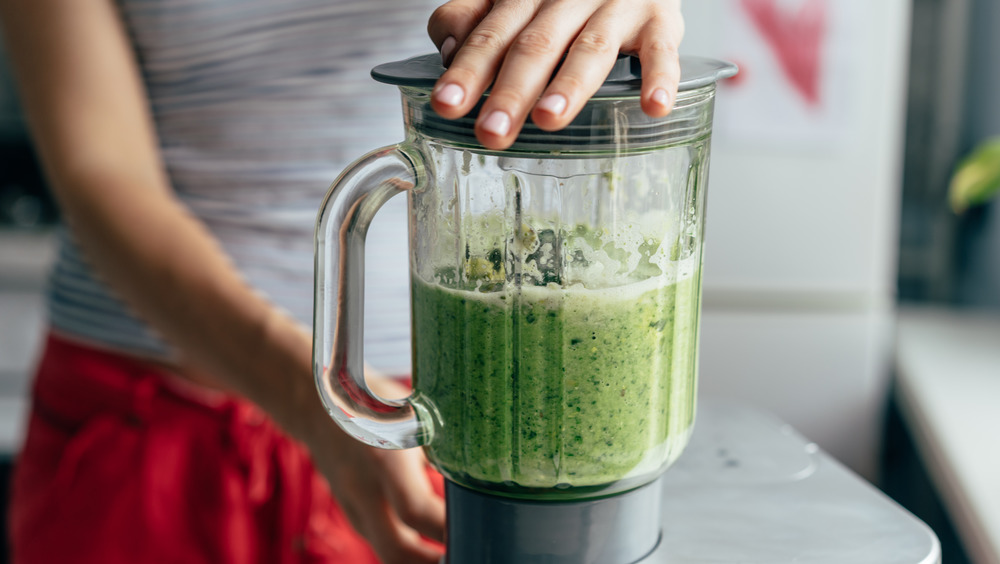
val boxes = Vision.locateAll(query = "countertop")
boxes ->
[895,305,1000,564]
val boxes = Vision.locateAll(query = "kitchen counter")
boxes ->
[895,305,1000,564]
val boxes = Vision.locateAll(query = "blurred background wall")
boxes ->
[681,0,910,482]
[680,2,999,564]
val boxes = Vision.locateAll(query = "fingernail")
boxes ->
[440,36,457,65]
[481,110,511,137]
[536,94,568,116]
[652,88,671,108]
[433,83,465,107]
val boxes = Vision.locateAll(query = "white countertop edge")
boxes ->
[895,370,1000,564]
[894,306,1000,564]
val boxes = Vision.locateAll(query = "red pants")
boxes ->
[9,333,381,564]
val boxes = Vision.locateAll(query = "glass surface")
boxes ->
[312,81,720,500]
[405,93,712,499]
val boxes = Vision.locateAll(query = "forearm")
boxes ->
[55,167,324,441]
[0,0,328,443]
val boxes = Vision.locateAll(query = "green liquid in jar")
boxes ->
[411,266,700,499]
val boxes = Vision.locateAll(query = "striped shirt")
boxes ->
[48,0,440,374]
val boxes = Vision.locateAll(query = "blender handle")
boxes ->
[313,144,430,450]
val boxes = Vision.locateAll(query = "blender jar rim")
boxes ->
[372,52,738,97]
[378,53,736,154]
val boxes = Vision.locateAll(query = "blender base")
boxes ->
[444,477,664,564]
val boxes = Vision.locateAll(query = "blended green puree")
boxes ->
[411,272,700,494]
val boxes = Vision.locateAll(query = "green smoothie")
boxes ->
[411,252,701,497]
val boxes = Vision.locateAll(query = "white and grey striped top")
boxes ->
[48,0,441,374]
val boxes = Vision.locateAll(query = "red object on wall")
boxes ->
[740,0,827,106]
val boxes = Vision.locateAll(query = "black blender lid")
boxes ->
[372,53,737,96]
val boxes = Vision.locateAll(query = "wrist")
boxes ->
[233,307,335,446]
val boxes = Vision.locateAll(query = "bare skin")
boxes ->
[428,0,684,149]
[0,1,683,562]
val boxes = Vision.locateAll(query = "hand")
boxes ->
[306,378,446,564]
[427,0,685,150]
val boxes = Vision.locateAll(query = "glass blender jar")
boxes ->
[314,53,735,563]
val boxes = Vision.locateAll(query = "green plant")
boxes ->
[949,137,1000,213]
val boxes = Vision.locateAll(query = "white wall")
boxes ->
[681,0,912,479]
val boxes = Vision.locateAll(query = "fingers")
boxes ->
[332,449,444,564]
[473,0,613,149]
[354,450,444,564]
[433,0,608,149]
[636,12,684,117]
[427,0,492,67]
[382,449,447,543]
[531,5,624,131]
[428,0,686,149]
[429,0,539,123]
[364,507,444,564]
[312,421,444,564]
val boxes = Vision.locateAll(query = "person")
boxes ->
[0,0,684,562]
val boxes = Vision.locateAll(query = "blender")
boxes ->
[313,53,736,563]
